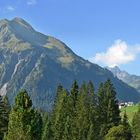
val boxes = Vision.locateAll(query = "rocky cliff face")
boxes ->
[107,66,140,93]
[0,18,139,111]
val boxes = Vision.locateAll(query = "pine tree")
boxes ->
[42,114,53,140]
[121,111,132,139]
[51,85,69,140]
[122,111,129,127]
[76,82,90,140]
[105,80,120,125]
[5,90,42,140]
[87,124,97,140]
[54,84,63,104]
[70,80,79,107]
[97,79,121,138]
[63,116,71,140]
[87,80,95,105]
[96,82,107,138]
[105,124,132,140]
[87,81,99,140]
[52,84,64,118]
[69,80,79,140]
[0,96,10,140]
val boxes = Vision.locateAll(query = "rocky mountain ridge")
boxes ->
[0,17,139,111]
[107,66,140,93]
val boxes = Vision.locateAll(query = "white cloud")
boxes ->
[5,6,15,12]
[89,40,140,67]
[27,0,37,5]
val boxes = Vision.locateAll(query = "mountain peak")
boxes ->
[108,66,140,93]
[0,17,75,56]
[0,17,34,33]
[12,17,25,22]
[106,65,121,73]
[0,17,40,49]
[11,17,34,31]
[113,65,120,69]
[0,19,9,26]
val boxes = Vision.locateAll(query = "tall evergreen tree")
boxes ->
[87,80,95,105]
[51,85,69,140]
[63,116,71,140]
[105,124,132,140]
[122,111,130,128]
[70,80,79,107]
[76,82,90,140]
[0,96,10,140]
[42,114,53,140]
[87,81,99,140]
[52,84,64,122]
[5,90,42,140]
[68,80,79,140]
[121,111,132,139]
[97,79,121,138]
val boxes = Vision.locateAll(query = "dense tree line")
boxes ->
[0,79,140,139]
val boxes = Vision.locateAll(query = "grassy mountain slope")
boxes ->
[121,104,139,123]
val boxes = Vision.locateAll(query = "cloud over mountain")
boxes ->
[89,40,140,67]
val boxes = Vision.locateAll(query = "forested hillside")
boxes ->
[1,80,140,140]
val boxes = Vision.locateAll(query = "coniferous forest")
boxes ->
[0,79,140,140]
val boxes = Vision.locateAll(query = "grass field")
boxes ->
[121,104,139,124]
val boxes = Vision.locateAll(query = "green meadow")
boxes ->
[121,104,139,123]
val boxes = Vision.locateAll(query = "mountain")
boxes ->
[0,17,140,111]
[107,66,140,93]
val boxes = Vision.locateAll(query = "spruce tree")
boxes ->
[70,80,79,107]
[121,111,132,139]
[69,80,79,140]
[105,124,132,140]
[122,111,130,128]
[51,85,69,140]
[87,80,95,105]
[6,90,42,140]
[97,79,121,138]
[63,116,71,140]
[96,82,107,138]
[87,81,99,140]
[76,82,90,140]
[42,114,53,140]
[0,96,10,140]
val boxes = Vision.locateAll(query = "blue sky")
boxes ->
[0,0,140,75]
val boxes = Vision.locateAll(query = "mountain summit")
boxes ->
[107,66,140,93]
[0,18,139,110]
